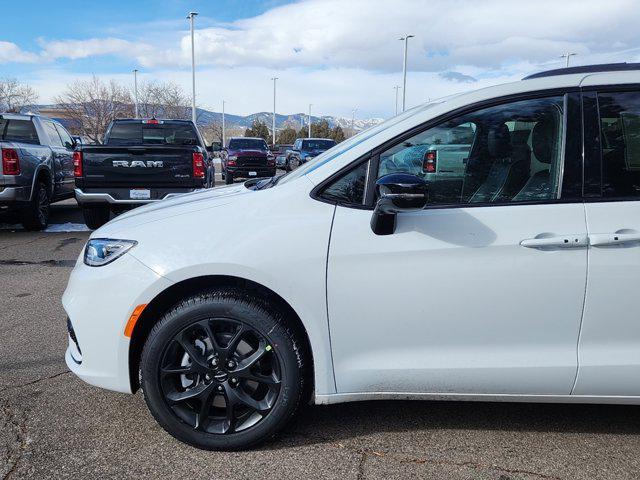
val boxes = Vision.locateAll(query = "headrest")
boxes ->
[487,123,512,158]
[531,117,557,164]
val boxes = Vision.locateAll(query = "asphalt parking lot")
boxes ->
[1,199,640,480]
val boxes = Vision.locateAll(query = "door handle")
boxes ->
[589,230,640,246]
[520,234,588,249]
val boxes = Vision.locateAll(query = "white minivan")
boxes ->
[64,63,640,450]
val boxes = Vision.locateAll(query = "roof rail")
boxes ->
[523,62,640,80]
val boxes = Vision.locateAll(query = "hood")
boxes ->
[94,183,248,237]
[302,149,327,157]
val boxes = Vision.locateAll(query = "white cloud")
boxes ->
[0,41,39,63]
[39,37,152,60]
[9,0,640,117]
[137,0,640,73]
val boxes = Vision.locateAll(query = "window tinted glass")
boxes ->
[302,139,335,150]
[598,91,640,198]
[0,119,39,144]
[228,138,268,150]
[43,121,63,147]
[108,122,199,146]
[321,161,368,205]
[377,96,565,205]
[55,124,74,148]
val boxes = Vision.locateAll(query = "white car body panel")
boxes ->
[63,68,640,404]
[328,203,587,395]
[574,201,640,396]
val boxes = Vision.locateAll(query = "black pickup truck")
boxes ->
[74,119,214,229]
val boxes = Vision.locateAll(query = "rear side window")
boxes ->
[107,122,199,146]
[43,121,63,147]
[598,91,640,198]
[0,119,39,144]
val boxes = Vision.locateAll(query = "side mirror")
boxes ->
[209,142,221,152]
[72,136,83,147]
[370,173,428,235]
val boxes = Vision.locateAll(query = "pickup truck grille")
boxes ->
[239,157,267,167]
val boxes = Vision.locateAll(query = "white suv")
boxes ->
[64,63,640,450]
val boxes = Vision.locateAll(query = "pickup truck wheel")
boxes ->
[82,206,111,230]
[141,288,307,450]
[20,180,50,231]
[225,173,234,185]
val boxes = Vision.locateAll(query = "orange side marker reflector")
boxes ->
[124,304,147,338]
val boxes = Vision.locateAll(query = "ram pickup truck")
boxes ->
[74,119,214,229]
[220,137,276,184]
[0,114,76,230]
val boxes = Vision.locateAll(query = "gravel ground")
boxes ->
[1,200,640,480]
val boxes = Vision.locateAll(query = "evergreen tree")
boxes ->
[330,126,346,143]
[244,119,270,143]
[276,127,297,145]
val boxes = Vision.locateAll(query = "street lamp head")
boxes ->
[187,11,198,19]
[399,35,415,40]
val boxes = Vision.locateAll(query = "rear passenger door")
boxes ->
[42,120,73,198]
[574,88,640,396]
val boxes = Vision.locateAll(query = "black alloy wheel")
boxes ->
[160,318,281,434]
[20,180,51,231]
[141,289,307,450]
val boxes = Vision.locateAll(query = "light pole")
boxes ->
[560,52,577,67]
[187,11,198,125]
[393,85,401,116]
[351,108,357,136]
[399,34,414,112]
[271,77,278,147]
[222,100,226,147]
[308,104,312,138]
[133,69,139,118]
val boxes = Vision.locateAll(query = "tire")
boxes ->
[20,180,51,231]
[225,172,234,185]
[141,288,307,450]
[82,206,111,230]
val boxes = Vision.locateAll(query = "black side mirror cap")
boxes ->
[371,173,428,235]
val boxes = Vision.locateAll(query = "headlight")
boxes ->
[84,238,137,267]
[228,155,238,161]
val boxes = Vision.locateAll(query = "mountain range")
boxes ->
[33,104,384,133]
[196,109,384,132]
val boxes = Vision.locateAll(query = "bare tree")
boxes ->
[199,122,222,145]
[55,76,133,143]
[0,78,38,113]
[136,81,190,120]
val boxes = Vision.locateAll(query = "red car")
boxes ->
[221,137,276,184]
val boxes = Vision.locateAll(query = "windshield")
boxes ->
[228,138,267,150]
[277,100,445,185]
[302,139,335,150]
[107,122,199,146]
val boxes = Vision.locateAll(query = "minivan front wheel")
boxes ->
[141,289,307,450]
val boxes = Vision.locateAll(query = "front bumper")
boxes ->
[226,167,276,179]
[63,252,173,393]
[75,188,196,205]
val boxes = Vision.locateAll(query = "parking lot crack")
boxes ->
[327,440,563,480]
[1,402,28,480]
[0,371,70,394]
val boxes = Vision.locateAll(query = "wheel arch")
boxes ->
[128,275,315,399]
[31,164,53,199]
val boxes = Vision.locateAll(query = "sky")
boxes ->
[2,0,640,119]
